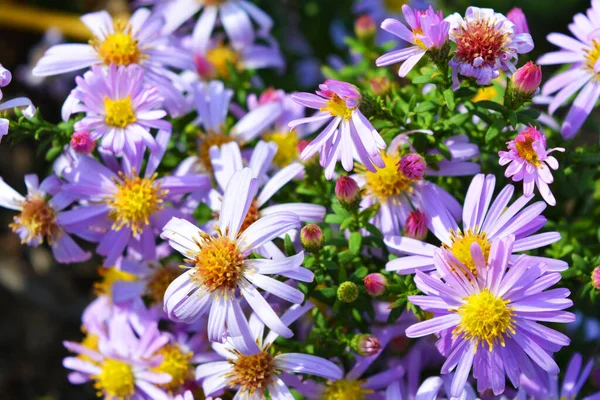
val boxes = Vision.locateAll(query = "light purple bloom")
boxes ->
[290,79,386,179]
[161,167,312,343]
[0,174,90,263]
[376,5,450,77]
[385,173,567,274]
[31,8,193,115]
[507,7,530,35]
[446,7,534,87]
[57,135,210,266]
[406,235,574,397]
[537,0,600,138]
[63,64,171,157]
[499,126,565,206]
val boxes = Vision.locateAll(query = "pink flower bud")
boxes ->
[397,154,426,180]
[405,210,428,241]
[335,176,361,210]
[258,88,284,105]
[507,8,530,35]
[194,54,215,80]
[370,76,391,96]
[511,62,542,94]
[351,334,381,357]
[592,266,600,290]
[300,224,324,253]
[70,131,96,154]
[363,273,387,296]
[355,15,376,40]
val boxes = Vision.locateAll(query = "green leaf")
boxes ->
[352,266,369,280]
[324,214,345,224]
[414,101,437,113]
[447,113,470,126]
[284,234,295,257]
[475,100,505,113]
[443,89,455,111]
[349,232,362,255]
[485,119,506,142]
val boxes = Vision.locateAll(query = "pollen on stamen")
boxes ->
[104,96,137,128]
[190,234,245,293]
[227,350,277,395]
[442,229,491,277]
[197,130,236,171]
[263,131,299,167]
[93,21,142,66]
[10,196,58,245]
[361,153,415,200]
[93,359,136,399]
[453,15,510,67]
[320,94,355,120]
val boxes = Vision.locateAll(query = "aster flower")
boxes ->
[406,235,574,397]
[63,64,170,157]
[519,353,600,400]
[376,5,450,77]
[31,8,193,115]
[161,167,312,342]
[385,173,567,274]
[289,79,387,179]
[63,312,172,400]
[0,64,35,142]
[353,133,480,237]
[0,174,90,263]
[499,126,565,206]
[537,2,600,138]
[57,136,210,266]
[446,7,534,87]
[197,303,342,399]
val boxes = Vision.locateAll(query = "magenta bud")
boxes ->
[355,15,376,40]
[405,210,428,241]
[511,62,542,94]
[507,7,530,35]
[70,131,96,154]
[363,273,387,297]
[398,153,426,180]
[300,224,324,253]
[592,266,600,290]
[335,176,361,210]
[351,334,381,357]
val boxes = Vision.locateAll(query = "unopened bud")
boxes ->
[194,54,216,80]
[405,210,428,241]
[70,131,96,154]
[337,281,359,303]
[300,224,324,253]
[507,7,530,35]
[592,266,600,290]
[511,62,542,95]
[363,273,387,297]
[370,76,391,97]
[336,176,361,210]
[350,334,381,357]
[397,154,426,180]
[355,15,376,40]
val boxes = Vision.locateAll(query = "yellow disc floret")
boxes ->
[263,131,299,167]
[10,196,58,244]
[107,172,167,235]
[78,332,100,363]
[453,288,515,352]
[228,350,276,396]
[95,21,141,66]
[443,229,491,277]
[191,234,245,293]
[94,266,138,297]
[104,96,137,128]
[362,153,414,200]
[197,130,235,171]
[515,134,541,167]
[321,94,354,120]
[152,344,193,392]
[94,359,136,399]
[322,379,373,400]
[146,266,182,305]
[206,43,242,80]
[585,39,600,75]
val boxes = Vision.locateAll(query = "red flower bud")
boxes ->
[351,334,381,357]
[355,15,376,40]
[405,210,428,241]
[300,224,324,253]
[363,273,387,296]
[70,131,96,154]
[507,8,530,35]
[592,266,600,290]
[511,62,542,94]
[398,154,426,180]
[335,176,361,210]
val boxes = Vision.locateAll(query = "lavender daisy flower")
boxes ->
[446,7,534,87]
[31,8,194,115]
[290,79,386,179]
[376,5,450,77]
[0,174,90,263]
[58,135,211,266]
[353,133,480,237]
[537,2,600,138]
[196,303,343,399]
[406,235,575,397]
[63,313,172,400]
[161,168,312,342]
[499,126,565,206]
[63,64,171,157]
[385,173,567,275]
[519,353,600,400]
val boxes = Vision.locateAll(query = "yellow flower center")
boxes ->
[585,39,600,74]
[320,94,354,120]
[472,85,498,102]
[515,135,541,167]
[228,350,276,396]
[383,0,409,13]
[363,153,414,200]
[263,131,299,167]
[412,28,428,49]
[198,130,236,171]
[152,344,193,392]
[453,288,515,352]
[10,196,58,244]
[206,44,242,80]
[146,266,182,305]
[322,380,373,400]
[104,96,137,128]
[191,234,245,293]
[94,266,138,297]
[107,172,167,236]
[94,359,136,399]
[95,22,141,66]
[443,229,491,277]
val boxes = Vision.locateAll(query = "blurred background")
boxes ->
[0,0,592,398]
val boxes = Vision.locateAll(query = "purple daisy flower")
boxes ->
[63,64,171,157]
[446,7,534,87]
[196,302,343,399]
[0,174,90,263]
[376,5,450,77]
[499,126,565,206]
[161,168,312,343]
[63,313,172,400]
[57,135,210,266]
[385,173,567,275]
[406,235,575,397]
[32,8,194,115]
[537,0,600,138]
[289,79,387,179]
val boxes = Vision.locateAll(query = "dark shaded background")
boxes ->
[0,0,591,398]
